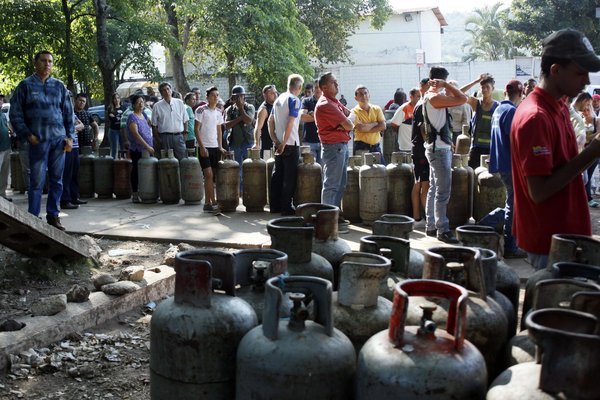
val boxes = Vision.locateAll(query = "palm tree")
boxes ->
[462,2,524,62]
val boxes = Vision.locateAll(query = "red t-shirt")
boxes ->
[511,86,591,254]
[315,95,351,144]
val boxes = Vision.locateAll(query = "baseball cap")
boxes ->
[505,79,523,93]
[593,94,600,101]
[542,29,600,72]
[231,85,246,95]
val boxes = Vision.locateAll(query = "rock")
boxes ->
[79,235,103,258]
[118,266,144,282]
[0,319,26,332]
[66,284,90,303]
[92,274,117,290]
[163,242,196,266]
[101,281,139,295]
[30,294,67,316]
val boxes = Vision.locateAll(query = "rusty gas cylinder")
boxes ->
[150,249,258,400]
[180,148,204,205]
[488,308,600,400]
[356,279,488,400]
[242,148,266,212]
[158,149,181,204]
[455,124,471,154]
[332,252,392,351]
[78,146,95,198]
[386,152,413,215]
[294,152,322,206]
[216,151,239,212]
[113,150,132,199]
[447,154,470,227]
[93,148,114,199]
[236,276,356,400]
[342,155,362,223]
[359,152,387,225]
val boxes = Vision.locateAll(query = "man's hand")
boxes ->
[28,134,39,145]
[64,137,73,152]
[275,142,286,155]
[199,145,208,158]
[429,79,446,90]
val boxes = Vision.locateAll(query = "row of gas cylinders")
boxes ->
[148,204,600,399]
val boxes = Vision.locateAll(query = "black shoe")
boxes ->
[47,215,66,231]
[1,196,12,202]
[72,199,87,205]
[437,231,459,244]
[426,229,437,237]
[60,202,79,210]
[504,248,528,259]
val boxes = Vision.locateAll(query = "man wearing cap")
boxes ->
[511,28,600,270]
[225,85,255,187]
[480,79,526,259]
[252,84,277,159]
[152,82,189,161]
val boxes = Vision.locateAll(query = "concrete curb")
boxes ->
[0,266,175,372]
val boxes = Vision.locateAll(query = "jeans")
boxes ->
[305,141,322,165]
[231,144,252,191]
[109,129,122,159]
[585,160,598,201]
[321,142,349,207]
[29,136,66,217]
[61,147,80,203]
[270,145,299,213]
[425,147,452,234]
[354,141,385,164]
[527,252,548,271]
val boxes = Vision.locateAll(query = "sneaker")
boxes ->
[46,215,66,231]
[204,204,221,213]
[132,193,141,203]
[210,204,221,213]
[437,231,459,244]
[72,198,87,205]
[504,248,528,259]
[338,217,350,234]
[413,219,426,228]
[60,202,79,210]
[426,229,437,237]
[589,200,599,208]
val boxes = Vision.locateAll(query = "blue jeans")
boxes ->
[231,144,251,191]
[321,142,349,207]
[425,147,452,234]
[528,252,548,271]
[306,141,322,165]
[109,129,122,159]
[29,136,66,217]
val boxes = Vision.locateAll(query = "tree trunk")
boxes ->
[60,0,76,93]
[226,52,236,95]
[93,0,115,148]
[163,0,190,94]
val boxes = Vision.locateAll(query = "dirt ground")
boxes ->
[1,205,600,399]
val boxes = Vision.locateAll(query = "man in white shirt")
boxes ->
[152,82,189,160]
[195,86,226,213]
[268,74,304,215]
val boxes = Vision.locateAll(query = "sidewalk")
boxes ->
[5,189,536,281]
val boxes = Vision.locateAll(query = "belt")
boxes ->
[160,132,182,135]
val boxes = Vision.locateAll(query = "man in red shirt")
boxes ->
[314,73,354,213]
[511,29,600,270]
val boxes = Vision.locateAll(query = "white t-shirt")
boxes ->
[151,98,188,133]
[390,103,413,151]
[271,92,301,145]
[423,91,451,150]
[195,105,224,148]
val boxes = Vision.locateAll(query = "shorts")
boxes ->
[413,155,430,182]
[199,147,222,170]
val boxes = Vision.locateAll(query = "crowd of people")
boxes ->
[1,28,599,272]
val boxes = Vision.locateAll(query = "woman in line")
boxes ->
[107,92,126,159]
[127,94,154,203]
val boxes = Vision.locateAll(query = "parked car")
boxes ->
[87,105,105,125]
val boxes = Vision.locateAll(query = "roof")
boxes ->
[390,5,448,27]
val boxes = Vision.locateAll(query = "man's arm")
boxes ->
[252,107,267,149]
[268,114,277,146]
[429,80,468,109]
[300,108,315,123]
[460,73,488,110]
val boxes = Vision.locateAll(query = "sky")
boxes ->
[389,0,513,14]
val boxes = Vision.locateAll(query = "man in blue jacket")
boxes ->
[10,51,74,230]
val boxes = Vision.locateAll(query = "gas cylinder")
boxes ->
[295,203,351,288]
[158,149,181,204]
[488,308,600,400]
[448,154,470,227]
[521,234,600,327]
[113,151,132,199]
[505,277,599,368]
[386,152,413,215]
[150,249,258,400]
[456,224,521,315]
[294,152,322,206]
[233,248,288,323]
[216,150,239,212]
[360,235,410,300]
[267,216,334,283]
[333,252,392,351]
[265,150,275,206]
[455,124,471,154]
[473,159,506,222]
[93,148,114,199]
[405,246,508,379]
[356,279,488,400]
[372,214,425,279]
[236,276,356,400]
[78,146,95,198]
[359,152,387,225]
[9,151,26,193]
[241,148,266,212]
[180,149,203,205]
[341,155,362,223]
[461,154,475,220]
[382,121,397,165]
[138,150,159,204]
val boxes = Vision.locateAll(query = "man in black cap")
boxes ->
[511,28,600,270]
[225,85,255,188]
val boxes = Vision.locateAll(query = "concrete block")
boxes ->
[0,198,93,261]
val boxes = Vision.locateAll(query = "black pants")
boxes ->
[270,145,299,214]
[468,146,490,169]
[354,140,385,164]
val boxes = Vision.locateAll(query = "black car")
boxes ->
[87,105,105,125]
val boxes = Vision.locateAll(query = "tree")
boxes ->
[508,0,600,54]
[461,2,524,62]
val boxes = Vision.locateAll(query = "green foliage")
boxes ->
[461,2,525,61]
[508,0,600,55]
